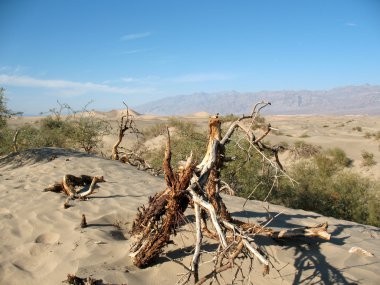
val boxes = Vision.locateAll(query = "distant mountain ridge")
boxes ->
[135,85,380,115]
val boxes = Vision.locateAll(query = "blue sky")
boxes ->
[0,0,379,114]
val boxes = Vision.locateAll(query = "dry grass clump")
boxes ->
[361,151,376,167]
[289,141,321,159]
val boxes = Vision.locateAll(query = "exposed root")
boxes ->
[129,102,331,284]
[44,175,105,207]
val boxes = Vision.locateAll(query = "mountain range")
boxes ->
[135,85,380,115]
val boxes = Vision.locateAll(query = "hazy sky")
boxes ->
[1,0,379,114]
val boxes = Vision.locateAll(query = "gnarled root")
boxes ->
[129,106,331,284]
[44,174,105,206]
[129,127,194,267]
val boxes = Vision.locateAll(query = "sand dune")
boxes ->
[0,148,379,284]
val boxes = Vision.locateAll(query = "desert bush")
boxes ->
[66,116,111,153]
[352,126,362,132]
[143,122,167,140]
[290,141,321,159]
[276,160,380,226]
[0,127,14,154]
[361,151,376,166]
[325,147,352,168]
[0,88,21,129]
[0,101,111,155]
[38,115,70,148]
[364,132,372,139]
[141,118,380,227]
[220,114,239,123]
[221,138,274,199]
[143,119,207,171]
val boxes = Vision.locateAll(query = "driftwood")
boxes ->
[44,175,105,208]
[129,102,330,284]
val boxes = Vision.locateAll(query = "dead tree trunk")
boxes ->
[111,103,140,160]
[129,102,330,283]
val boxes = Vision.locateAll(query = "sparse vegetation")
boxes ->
[364,132,372,139]
[142,121,380,227]
[220,113,239,123]
[143,118,207,171]
[361,151,376,167]
[352,126,362,132]
[290,141,321,159]
[0,97,111,155]
[2,87,379,227]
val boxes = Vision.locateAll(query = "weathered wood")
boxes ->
[129,102,331,284]
[43,175,105,206]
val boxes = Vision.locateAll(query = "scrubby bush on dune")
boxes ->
[143,118,207,171]
[65,116,111,153]
[0,92,111,155]
[277,159,379,226]
[361,151,376,167]
[290,140,321,159]
[142,122,167,140]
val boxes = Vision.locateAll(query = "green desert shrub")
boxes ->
[143,119,207,170]
[143,122,167,140]
[0,87,21,129]
[133,115,380,227]
[220,114,239,123]
[277,160,380,226]
[0,100,111,155]
[325,147,352,168]
[66,116,111,153]
[0,127,14,154]
[352,126,362,132]
[221,139,274,199]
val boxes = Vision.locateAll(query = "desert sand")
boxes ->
[1,147,379,285]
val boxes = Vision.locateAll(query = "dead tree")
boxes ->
[111,103,140,160]
[129,102,330,284]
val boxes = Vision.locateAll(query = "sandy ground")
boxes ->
[0,147,379,285]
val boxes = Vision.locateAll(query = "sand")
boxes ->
[0,147,379,285]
